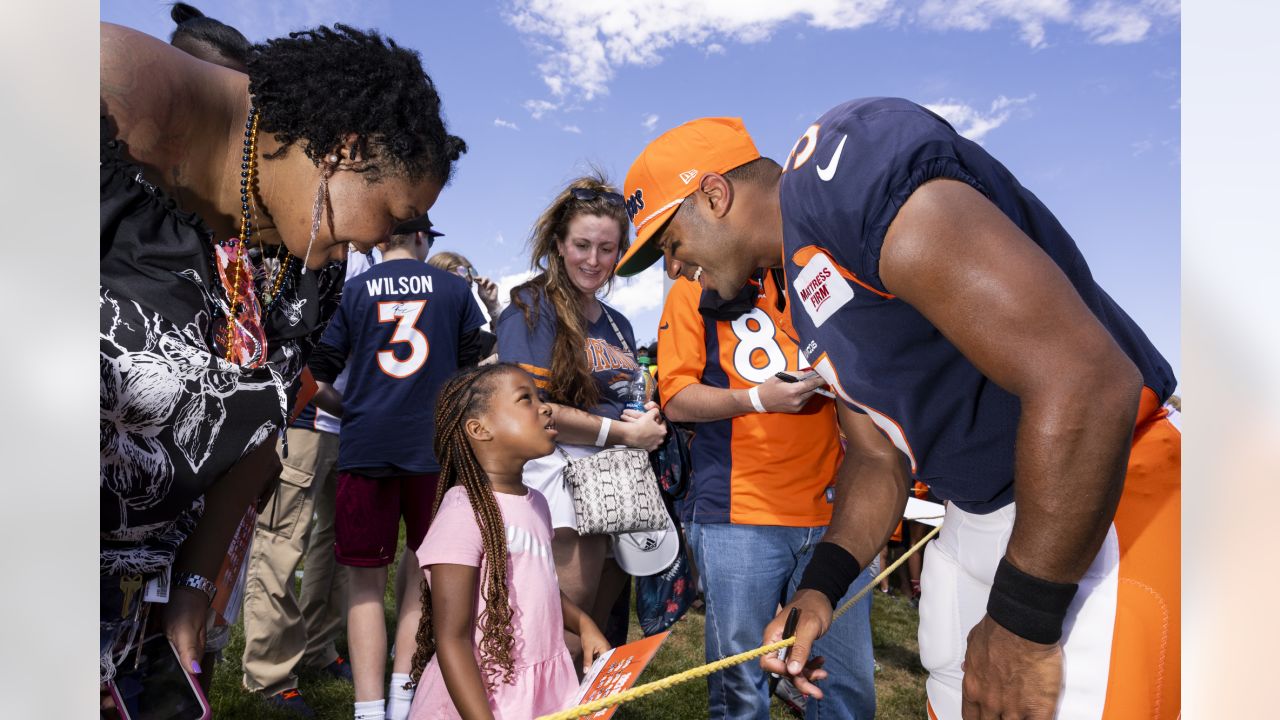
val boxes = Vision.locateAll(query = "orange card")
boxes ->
[565,631,671,720]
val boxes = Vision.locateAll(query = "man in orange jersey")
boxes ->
[658,273,876,719]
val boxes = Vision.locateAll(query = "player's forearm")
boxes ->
[1003,363,1142,584]
[821,448,911,571]
[663,383,753,422]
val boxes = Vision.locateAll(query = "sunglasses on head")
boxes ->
[570,188,626,207]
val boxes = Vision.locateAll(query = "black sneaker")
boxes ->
[322,656,354,683]
[266,688,316,718]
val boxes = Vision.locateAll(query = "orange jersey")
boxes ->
[657,275,842,526]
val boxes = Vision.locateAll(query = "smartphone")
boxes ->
[774,370,836,398]
[107,634,211,720]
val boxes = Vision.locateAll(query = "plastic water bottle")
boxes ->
[625,367,650,413]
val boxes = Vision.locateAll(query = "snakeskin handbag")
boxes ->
[560,446,668,535]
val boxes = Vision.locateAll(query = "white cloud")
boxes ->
[496,269,538,305]
[495,232,507,246]
[1079,1,1151,44]
[504,0,1177,101]
[523,99,559,120]
[561,124,583,134]
[917,0,1070,48]
[493,117,521,130]
[924,94,1034,142]
[1131,138,1154,156]
[504,1,894,101]
[605,266,667,317]
[1141,0,1181,17]
[641,113,660,133]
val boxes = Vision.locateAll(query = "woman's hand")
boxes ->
[617,407,667,452]
[163,585,210,675]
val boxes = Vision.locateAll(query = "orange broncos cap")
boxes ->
[616,117,760,277]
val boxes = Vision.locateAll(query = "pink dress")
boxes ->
[409,486,579,719]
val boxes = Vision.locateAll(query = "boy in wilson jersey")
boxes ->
[659,273,877,719]
[309,221,488,720]
[617,102,1179,720]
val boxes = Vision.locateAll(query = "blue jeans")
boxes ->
[687,522,877,720]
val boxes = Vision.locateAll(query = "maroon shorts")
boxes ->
[334,471,439,567]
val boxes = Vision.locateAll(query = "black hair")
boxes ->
[723,156,782,186]
[247,24,467,185]
[169,3,252,70]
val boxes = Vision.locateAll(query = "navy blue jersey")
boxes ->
[319,258,487,473]
[496,286,640,421]
[779,97,1176,514]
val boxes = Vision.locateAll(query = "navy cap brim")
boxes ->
[392,214,444,237]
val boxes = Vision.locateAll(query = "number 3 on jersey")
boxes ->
[376,300,429,378]
[730,307,788,383]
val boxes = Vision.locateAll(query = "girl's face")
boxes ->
[556,213,622,297]
[265,164,443,270]
[478,370,558,461]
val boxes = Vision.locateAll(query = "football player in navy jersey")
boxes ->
[309,217,489,720]
[616,102,1180,720]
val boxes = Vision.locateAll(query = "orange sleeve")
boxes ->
[656,278,708,409]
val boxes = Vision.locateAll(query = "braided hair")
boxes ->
[408,364,520,689]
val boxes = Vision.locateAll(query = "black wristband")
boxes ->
[797,542,864,609]
[986,557,1079,645]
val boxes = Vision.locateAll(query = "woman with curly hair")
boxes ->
[99,18,466,695]
[407,364,609,719]
[496,175,668,667]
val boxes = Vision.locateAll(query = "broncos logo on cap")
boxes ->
[625,188,645,222]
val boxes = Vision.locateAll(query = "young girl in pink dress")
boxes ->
[407,364,610,719]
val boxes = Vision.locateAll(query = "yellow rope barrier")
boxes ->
[538,523,943,720]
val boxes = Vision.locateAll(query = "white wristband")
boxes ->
[747,386,767,413]
[595,417,613,447]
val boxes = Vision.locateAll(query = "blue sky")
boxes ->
[101,0,1181,381]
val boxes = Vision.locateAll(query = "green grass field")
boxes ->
[210,545,927,719]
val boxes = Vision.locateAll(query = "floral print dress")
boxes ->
[99,118,343,680]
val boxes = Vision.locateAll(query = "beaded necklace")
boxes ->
[240,109,292,311]
[214,105,271,367]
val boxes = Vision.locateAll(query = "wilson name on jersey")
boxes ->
[319,259,487,473]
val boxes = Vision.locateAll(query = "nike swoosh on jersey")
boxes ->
[816,134,847,182]
[659,322,670,330]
